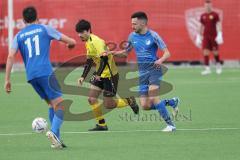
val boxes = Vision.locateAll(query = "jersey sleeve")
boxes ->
[151,31,167,50]
[43,25,62,40]
[11,34,19,53]
[126,33,133,53]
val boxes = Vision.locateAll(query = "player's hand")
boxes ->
[90,75,101,84]
[101,51,113,57]
[94,75,101,81]
[78,77,84,86]
[67,44,75,49]
[4,81,11,94]
[215,31,224,45]
[154,59,163,68]
[195,34,202,48]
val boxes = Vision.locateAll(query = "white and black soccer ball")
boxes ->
[32,117,48,133]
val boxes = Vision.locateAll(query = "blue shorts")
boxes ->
[29,75,62,100]
[139,67,162,96]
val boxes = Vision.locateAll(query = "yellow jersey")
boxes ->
[85,34,118,78]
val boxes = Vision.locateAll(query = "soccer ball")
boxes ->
[32,117,48,133]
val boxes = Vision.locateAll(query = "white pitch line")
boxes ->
[62,127,240,134]
[0,127,240,136]
[0,132,33,136]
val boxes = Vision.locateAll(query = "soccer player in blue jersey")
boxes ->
[4,6,76,148]
[104,11,179,132]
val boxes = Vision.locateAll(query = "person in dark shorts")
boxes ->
[196,0,223,75]
[75,19,139,131]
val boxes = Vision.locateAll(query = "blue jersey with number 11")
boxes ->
[12,24,62,81]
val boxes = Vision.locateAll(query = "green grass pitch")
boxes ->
[0,67,240,160]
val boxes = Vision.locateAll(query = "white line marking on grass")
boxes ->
[0,127,239,136]
[0,132,33,136]
[63,127,240,134]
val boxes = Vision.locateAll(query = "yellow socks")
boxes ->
[91,102,106,126]
[115,98,129,108]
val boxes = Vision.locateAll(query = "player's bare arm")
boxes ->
[4,48,17,94]
[216,21,222,32]
[60,34,76,49]
[102,50,128,58]
[215,21,223,44]
[154,48,171,67]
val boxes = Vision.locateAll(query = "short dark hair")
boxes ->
[75,19,91,33]
[131,11,148,22]
[23,6,37,23]
[205,0,211,3]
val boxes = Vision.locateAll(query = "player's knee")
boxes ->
[140,102,150,110]
[142,105,150,110]
[88,97,97,105]
[149,97,160,106]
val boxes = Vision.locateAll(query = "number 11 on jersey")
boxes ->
[24,35,40,58]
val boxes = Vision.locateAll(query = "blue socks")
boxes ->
[151,100,174,126]
[166,99,177,108]
[50,108,63,139]
[48,107,54,124]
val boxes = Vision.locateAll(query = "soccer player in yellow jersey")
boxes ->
[75,19,139,131]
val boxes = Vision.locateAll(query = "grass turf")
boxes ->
[0,67,240,160]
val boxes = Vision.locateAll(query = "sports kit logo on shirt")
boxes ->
[185,7,223,48]
[145,39,151,45]
[209,15,214,20]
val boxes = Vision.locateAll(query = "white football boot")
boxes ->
[46,131,63,149]
[162,125,176,132]
[216,63,222,74]
[201,66,211,75]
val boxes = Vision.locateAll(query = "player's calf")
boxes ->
[103,97,117,109]
[166,97,180,118]
[126,96,139,114]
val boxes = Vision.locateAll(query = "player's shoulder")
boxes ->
[39,24,54,31]
[200,12,207,18]
[90,34,104,43]
[211,11,219,17]
[149,29,159,37]
[201,12,207,16]
[211,11,219,15]
[128,32,135,37]
[128,32,139,41]
[149,29,162,40]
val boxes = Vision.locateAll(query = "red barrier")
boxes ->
[1,0,239,64]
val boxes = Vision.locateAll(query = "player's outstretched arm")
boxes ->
[102,50,128,57]
[114,50,129,57]
[5,49,17,94]
[60,34,76,49]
